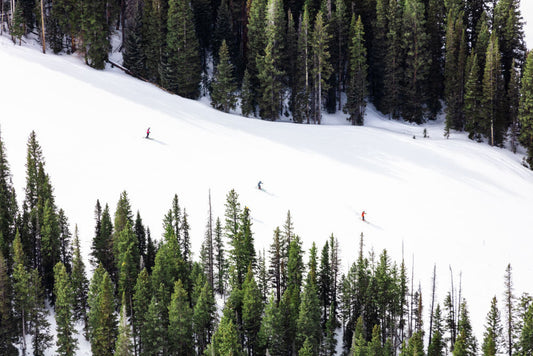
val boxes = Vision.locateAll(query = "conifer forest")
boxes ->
[2,0,533,165]
[0,129,532,355]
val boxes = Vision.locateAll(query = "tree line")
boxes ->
[2,131,533,355]
[2,0,533,165]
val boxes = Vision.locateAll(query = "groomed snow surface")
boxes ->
[1,34,533,355]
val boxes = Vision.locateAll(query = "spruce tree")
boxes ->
[0,128,17,267]
[518,302,533,356]
[41,198,60,297]
[482,296,503,356]
[297,266,321,354]
[369,0,388,112]
[245,0,267,112]
[115,293,134,356]
[214,217,226,295]
[269,227,283,304]
[168,280,194,354]
[30,268,53,356]
[425,0,445,119]
[241,69,255,117]
[318,240,331,324]
[311,11,332,124]
[54,262,78,356]
[123,2,146,77]
[519,51,533,168]
[481,33,505,146]
[401,0,430,123]
[12,231,31,355]
[257,0,286,120]
[503,264,517,356]
[193,280,215,354]
[508,62,520,153]
[382,0,403,119]
[134,211,147,264]
[57,209,72,271]
[133,268,151,355]
[89,271,117,356]
[116,221,140,312]
[164,0,202,98]
[143,295,165,355]
[453,300,478,356]
[211,312,244,355]
[70,226,89,332]
[211,40,238,112]
[81,0,110,68]
[292,6,312,124]
[428,304,446,356]
[464,53,483,140]
[344,15,368,125]
[242,267,263,355]
[0,251,16,355]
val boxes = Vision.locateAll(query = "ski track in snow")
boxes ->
[1,33,533,353]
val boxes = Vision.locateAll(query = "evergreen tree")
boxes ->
[503,264,517,356]
[323,303,337,355]
[54,262,78,356]
[297,266,321,354]
[508,61,520,153]
[57,209,72,271]
[481,33,505,146]
[116,221,140,312]
[89,271,118,356]
[12,231,31,355]
[115,293,134,356]
[133,268,151,356]
[245,0,267,107]
[428,304,446,356]
[134,211,147,264]
[518,302,533,356]
[311,11,332,124]
[211,40,238,112]
[143,295,165,355]
[0,129,17,267]
[164,0,202,98]
[191,0,212,71]
[401,0,430,123]
[168,280,194,355]
[318,240,331,324]
[41,198,60,297]
[453,300,477,356]
[464,53,483,140]
[214,217,226,295]
[145,228,157,273]
[292,6,312,124]
[123,2,146,77]
[269,226,283,304]
[242,266,263,355]
[519,51,533,168]
[193,280,216,354]
[241,69,255,117]
[482,296,503,356]
[344,15,368,125]
[257,0,286,120]
[368,0,388,112]
[141,0,163,83]
[70,226,89,332]
[0,250,15,354]
[81,0,110,68]
[382,0,403,119]
[350,316,367,356]
[211,308,244,355]
[425,0,445,119]
[91,200,114,272]
[30,268,53,356]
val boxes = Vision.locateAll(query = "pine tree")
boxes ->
[481,33,505,146]
[0,128,17,267]
[214,217,226,295]
[292,5,312,124]
[428,304,446,356]
[0,251,16,355]
[143,295,165,355]
[518,302,533,356]
[344,15,368,125]
[168,280,194,355]
[503,264,517,356]
[211,40,238,112]
[241,69,255,117]
[453,300,477,356]
[115,293,134,356]
[382,0,403,119]
[91,200,114,272]
[57,209,72,271]
[519,51,533,168]
[350,316,367,356]
[245,0,267,113]
[133,268,151,355]
[116,221,140,312]
[89,271,117,356]
[41,198,60,297]
[141,0,163,83]
[269,226,283,304]
[482,296,503,356]
[368,0,387,112]
[12,230,31,355]
[242,267,263,355]
[164,0,202,98]
[297,266,321,354]
[81,0,110,68]
[318,240,331,324]
[401,0,431,123]
[425,0,445,119]
[508,61,520,153]
[134,211,147,264]
[30,268,53,356]
[323,303,337,355]
[70,226,89,332]
[464,53,483,140]
[123,1,146,77]
[191,0,212,71]
[193,280,215,354]
[257,0,286,120]
[311,11,332,124]
[54,262,78,356]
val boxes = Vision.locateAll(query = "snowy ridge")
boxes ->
[1,34,533,353]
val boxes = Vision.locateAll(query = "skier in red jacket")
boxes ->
[146,127,151,138]
[361,211,366,221]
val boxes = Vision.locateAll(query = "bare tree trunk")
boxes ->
[40,0,46,53]
[429,264,437,345]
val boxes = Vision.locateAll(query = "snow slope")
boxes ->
[1,34,533,352]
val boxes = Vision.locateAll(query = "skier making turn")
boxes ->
[146,127,151,138]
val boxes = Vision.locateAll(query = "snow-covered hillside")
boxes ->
[1,34,533,350]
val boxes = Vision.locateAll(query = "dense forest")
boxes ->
[1,131,533,355]
[2,0,533,166]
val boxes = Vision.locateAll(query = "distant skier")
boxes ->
[258,181,263,190]
[361,211,366,221]
[146,127,151,138]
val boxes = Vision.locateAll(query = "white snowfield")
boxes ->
[1,32,533,354]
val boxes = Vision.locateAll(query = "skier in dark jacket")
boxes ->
[258,181,263,190]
